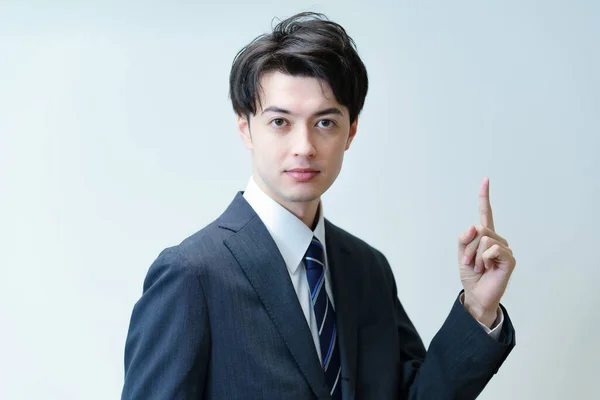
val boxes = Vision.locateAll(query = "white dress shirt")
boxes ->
[242,176,504,361]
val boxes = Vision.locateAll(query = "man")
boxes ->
[122,12,516,399]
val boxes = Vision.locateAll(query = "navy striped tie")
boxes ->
[304,236,342,399]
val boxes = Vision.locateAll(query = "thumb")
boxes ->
[458,225,477,255]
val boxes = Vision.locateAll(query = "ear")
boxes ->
[237,115,253,150]
[345,118,358,150]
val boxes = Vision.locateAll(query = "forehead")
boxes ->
[257,71,342,114]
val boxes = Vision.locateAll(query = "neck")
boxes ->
[252,175,321,229]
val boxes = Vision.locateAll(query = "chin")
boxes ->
[283,187,322,203]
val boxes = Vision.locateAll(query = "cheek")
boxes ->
[254,138,288,166]
[332,140,348,160]
[323,142,346,172]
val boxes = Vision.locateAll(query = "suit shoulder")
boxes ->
[180,217,234,261]
[145,217,233,279]
[326,219,388,262]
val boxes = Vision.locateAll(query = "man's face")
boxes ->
[238,71,357,213]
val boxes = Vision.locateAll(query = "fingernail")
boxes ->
[462,256,469,265]
[474,265,482,274]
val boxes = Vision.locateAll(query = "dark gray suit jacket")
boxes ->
[122,192,515,399]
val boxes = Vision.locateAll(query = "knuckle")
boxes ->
[481,236,490,247]
[497,234,508,245]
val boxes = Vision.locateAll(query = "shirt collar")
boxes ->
[243,175,327,275]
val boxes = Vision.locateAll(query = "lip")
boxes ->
[287,168,319,173]
[285,169,320,182]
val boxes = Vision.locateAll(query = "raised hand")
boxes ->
[457,177,516,328]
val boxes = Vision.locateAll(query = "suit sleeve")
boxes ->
[378,253,516,400]
[122,248,210,400]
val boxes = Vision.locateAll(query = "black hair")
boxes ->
[228,12,368,124]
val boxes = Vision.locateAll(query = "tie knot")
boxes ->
[305,237,325,270]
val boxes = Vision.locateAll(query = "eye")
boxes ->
[317,119,336,129]
[269,118,289,128]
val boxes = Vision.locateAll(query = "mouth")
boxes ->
[287,168,320,173]
[285,168,320,182]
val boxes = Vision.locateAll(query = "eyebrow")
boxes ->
[261,106,344,117]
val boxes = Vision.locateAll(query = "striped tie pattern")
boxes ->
[304,236,342,399]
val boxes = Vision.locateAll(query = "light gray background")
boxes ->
[1,1,598,399]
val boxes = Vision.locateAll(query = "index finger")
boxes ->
[479,177,495,232]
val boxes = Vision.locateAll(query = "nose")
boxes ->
[291,124,317,158]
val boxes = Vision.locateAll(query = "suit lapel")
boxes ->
[220,193,330,399]
[325,219,358,400]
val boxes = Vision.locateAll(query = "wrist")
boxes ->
[463,294,498,328]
